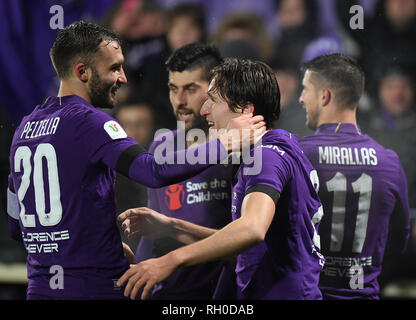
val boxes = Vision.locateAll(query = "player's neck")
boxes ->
[318,105,357,127]
[57,81,92,104]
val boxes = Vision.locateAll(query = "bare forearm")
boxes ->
[168,192,275,267]
[170,217,218,244]
[117,192,275,301]
[168,217,263,268]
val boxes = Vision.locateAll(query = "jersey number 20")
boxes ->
[14,143,62,227]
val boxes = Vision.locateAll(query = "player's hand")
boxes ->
[118,207,173,240]
[122,242,136,264]
[117,254,178,300]
[217,113,266,151]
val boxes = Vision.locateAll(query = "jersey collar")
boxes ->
[45,95,92,108]
[316,123,362,135]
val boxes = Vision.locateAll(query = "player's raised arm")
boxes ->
[100,113,265,188]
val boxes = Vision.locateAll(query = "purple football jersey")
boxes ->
[299,123,410,299]
[7,95,228,299]
[8,95,136,299]
[232,129,324,300]
[135,131,236,299]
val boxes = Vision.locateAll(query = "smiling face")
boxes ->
[87,40,127,109]
[200,78,242,130]
[299,70,321,130]
[168,68,209,131]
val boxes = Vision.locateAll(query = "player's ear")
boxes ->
[321,88,331,107]
[242,103,255,114]
[74,63,89,83]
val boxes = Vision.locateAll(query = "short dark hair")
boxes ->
[165,43,223,82]
[210,58,280,129]
[303,53,365,108]
[50,20,121,79]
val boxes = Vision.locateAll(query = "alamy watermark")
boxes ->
[49,4,365,31]
[152,121,264,175]
[49,5,64,30]
[349,5,364,30]
[349,265,364,290]
[49,264,64,290]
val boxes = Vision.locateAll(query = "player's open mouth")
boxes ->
[207,121,215,128]
[177,110,194,122]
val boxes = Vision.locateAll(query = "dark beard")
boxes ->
[89,69,115,109]
[306,115,318,130]
[176,107,210,133]
[189,113,210,133]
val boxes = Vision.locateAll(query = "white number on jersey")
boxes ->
[310,170,323,249]
[14,143,62,227]
[326,172,372,253]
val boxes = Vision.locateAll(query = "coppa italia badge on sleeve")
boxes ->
[104,121,127,140]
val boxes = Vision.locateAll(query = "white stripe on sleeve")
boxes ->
[7,188,20,220]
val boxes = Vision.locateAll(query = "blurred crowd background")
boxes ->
[0,0,415,299]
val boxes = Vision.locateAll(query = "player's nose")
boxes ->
[200,99,210,116]
[173,90,187,106]
[118,67,127,84]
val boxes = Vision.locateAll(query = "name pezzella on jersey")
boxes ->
[20,117,61,140]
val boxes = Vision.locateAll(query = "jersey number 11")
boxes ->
[326,172,372,254]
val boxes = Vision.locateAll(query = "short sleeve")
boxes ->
[243,147,292,198]
[66,105,139,168]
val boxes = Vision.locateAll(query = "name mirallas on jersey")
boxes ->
[318,146,378,166]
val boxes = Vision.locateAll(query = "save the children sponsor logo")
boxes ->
[164,179,230,211]
[185,179,229,205]
[164,184,185,210]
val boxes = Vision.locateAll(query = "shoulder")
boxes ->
[298,133,319,146]
[61,101,109,121]
[257,130,301,164]
[63,103,122,130]
[362,133,401,165]
[258,143,288,158]
[250,142,290,169]
[240,140,292,183]
[377,146,402,172]
[298,133,324,152]
[58,103,133,146]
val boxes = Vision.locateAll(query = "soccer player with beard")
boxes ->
[6,21,264,300]
[118,59,324,300]
[132,43,236,300]
[298,53,410,299]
